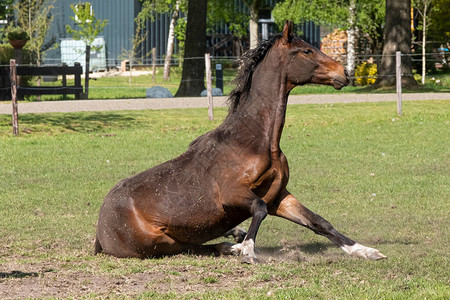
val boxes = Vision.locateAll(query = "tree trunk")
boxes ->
[249,17,258,49]
[374,0,417,88]
[163,1,180,81]
[421,1,429,85]
[247,1,260,49]
[346,0,357,86]
[175,0,207,97]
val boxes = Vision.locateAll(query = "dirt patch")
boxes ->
[0,246,324,299]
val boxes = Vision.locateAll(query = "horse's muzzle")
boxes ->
[333,69,350,90]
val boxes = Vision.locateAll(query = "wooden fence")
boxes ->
[0,62,83,100]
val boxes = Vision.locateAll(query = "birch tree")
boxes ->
[139,0,186,81]
[242,0,261,49]
[414,0,435,84]
[163,1,180,80]
[347,0,357,84]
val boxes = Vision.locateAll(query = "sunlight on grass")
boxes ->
[0,100,449,298]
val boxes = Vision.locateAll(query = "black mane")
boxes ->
[227,33,283,114]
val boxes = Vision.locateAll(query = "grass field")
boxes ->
[0,100,449,298]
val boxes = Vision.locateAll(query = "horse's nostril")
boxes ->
[344,69,349,77]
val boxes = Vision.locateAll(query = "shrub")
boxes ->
[7,28,29,41]
[0,44,33,65]
[0,44,15,65]
[0,44,33,89]
[355,62,377,86]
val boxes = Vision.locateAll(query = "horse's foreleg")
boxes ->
[242,198,267,263]
[269,191,386,260]
[223,196,267,264]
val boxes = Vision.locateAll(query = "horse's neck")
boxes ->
[238,62,288,155]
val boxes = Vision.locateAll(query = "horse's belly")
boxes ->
[164,207,250,244]
[128,181,247,244]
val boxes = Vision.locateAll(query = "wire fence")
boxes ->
[0,52,448,99]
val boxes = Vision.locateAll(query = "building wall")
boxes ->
[42,0,319,67]
[45,0,140,67]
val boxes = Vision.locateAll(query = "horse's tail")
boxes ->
[94,236,102,255]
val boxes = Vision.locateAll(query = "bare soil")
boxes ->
[0,245,320,299]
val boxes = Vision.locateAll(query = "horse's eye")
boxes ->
[303,49,312,55]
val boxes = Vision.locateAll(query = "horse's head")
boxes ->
[279,21,349,90]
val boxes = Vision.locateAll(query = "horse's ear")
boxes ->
[282,21,294,44]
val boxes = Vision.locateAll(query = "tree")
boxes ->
[175,0,207,97]
[373,0,418,88]
[139,0,187,80]
[11,0,55,66]
[273,0,385,85]
[426,0,450,43]
[242,0,261,49]
[163,1,181,80]
[0,0,14,39]
[414,0,436,84]
[120,18,147,85]
[208,0,249,56]
[66,2,108,98]
[10,0,55,92]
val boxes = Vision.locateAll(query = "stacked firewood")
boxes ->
[321,29,347,63]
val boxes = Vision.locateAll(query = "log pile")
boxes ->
[321,29,347,63]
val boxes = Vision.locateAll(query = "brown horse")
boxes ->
[95,22,386,263]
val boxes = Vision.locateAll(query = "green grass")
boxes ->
[0,100,449,298]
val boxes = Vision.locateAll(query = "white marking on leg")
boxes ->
[341,243,387,260]
[241,239,256,258]
[216,242,241,256]
[230,243,243,255]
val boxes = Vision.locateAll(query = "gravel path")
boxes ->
[0,93,449,114]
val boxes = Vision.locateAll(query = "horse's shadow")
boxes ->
[258,241,333,256]
[0,270,39,279]
[18,113,137,133]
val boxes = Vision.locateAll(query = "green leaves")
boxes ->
[65,2,108,50]
[272,0,384,35]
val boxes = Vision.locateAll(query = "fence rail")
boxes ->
[0,62,83,101]
[3,51,448,135]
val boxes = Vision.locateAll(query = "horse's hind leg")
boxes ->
[270,190,386,260]
[224,226,247,243]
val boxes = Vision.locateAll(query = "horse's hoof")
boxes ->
[241,255,258,264]
[367,250,387,260]
[342,243,387,260]
[356,247,387,260]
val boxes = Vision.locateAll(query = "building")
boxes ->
[2,0,320,69]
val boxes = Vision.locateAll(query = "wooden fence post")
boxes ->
[396,51,402,116]
[10,59,18,135]
[62,62,67,99]
[84,44,91,99]
[152,48,156,83]
[205,53,214,121]
[74,62,82,100]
